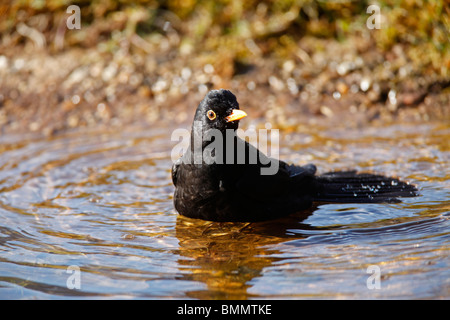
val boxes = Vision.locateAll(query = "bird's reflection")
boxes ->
[174,207,317,299]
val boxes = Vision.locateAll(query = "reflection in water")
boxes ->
[0,122,448,299]
[174,210,314,299]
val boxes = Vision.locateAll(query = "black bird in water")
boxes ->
[172,89,418,222]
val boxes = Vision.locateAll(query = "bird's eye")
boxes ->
[207,110,216,120]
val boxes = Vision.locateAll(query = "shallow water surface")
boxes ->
[0,121,449,299]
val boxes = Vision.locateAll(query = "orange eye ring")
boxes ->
[207,110,216,120]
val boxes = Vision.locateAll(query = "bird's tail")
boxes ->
[314,171,418,203]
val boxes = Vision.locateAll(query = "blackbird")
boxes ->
[172,89,418,222]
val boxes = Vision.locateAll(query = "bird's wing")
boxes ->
[231,139,317,200]
[234,165,290,199]
[171,157,181,186]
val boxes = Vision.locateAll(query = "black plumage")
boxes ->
[172,89,418,222]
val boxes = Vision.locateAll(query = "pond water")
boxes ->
[0,120,448,299]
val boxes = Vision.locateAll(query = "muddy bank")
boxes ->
[0,1,449,136]
[1,40,448,137]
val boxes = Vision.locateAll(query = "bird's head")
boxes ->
[193,89,247,133]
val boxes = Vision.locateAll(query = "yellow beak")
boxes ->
[225,109,247,122]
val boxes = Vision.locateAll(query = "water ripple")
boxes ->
[0,123,449,299]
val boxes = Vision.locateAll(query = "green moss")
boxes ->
[1,0,448,76]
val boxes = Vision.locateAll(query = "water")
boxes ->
[0,121,448,299]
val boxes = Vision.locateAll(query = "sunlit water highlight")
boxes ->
[0,122,448,299]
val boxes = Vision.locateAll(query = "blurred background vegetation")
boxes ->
[2,0,448,70]
[0,0,449,134]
